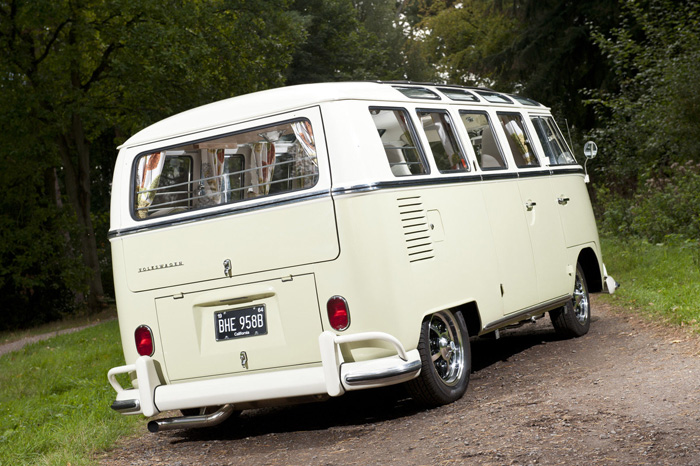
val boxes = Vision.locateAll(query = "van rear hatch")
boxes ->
[155,273,322,381]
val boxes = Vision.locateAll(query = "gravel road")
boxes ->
[99,295,700,465]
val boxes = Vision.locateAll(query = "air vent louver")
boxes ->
[397,196,434,263]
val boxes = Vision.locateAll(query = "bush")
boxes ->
[587,0,700,245]
[596,161,700,246]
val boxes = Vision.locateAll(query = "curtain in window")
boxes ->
[431,113,464,170]
[250,142,275,196]
[291,121,317,188]
[292,121,316,158]
[200,148,226,205]
[504,120,535,165]
[136,151,166,218]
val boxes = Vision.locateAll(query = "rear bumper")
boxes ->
[108,330,421,417]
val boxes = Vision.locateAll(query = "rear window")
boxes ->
[133,119,319,219]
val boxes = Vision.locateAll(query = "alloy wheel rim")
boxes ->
[572,271,589,325]
[428,312,465,386]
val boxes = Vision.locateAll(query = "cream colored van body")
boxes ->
[107,82,614,429]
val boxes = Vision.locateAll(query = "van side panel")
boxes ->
[550,172,600,248]
[481,179,539,314]
[517,175,572,302]
[320,183,503,357]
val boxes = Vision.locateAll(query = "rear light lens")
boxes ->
[327,296,350,331]
[135,325,154,356]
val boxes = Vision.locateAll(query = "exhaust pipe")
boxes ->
[148,404,236,432]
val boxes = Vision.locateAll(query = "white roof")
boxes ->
[119,81,545,149]
[120,82,407,149]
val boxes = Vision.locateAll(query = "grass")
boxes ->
[600,236,700,332]
[0,320,144,465]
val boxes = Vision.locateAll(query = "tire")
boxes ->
[550,262,591,338]
[407,310,471,407]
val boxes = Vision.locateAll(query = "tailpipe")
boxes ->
[148,404,236,432]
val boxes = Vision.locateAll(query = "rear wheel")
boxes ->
[551,263,591,338]
[407,310,471,407]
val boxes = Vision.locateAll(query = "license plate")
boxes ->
[215,304,267,341]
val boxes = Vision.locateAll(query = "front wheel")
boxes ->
[550,262,591,338]
[407,310,471,407]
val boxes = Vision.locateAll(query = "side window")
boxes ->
[417,109,469,173]
[458,111,507,170]
[530,116,577,165]
[369,107,428,176]
[497,113,539,168]
[133,119,319,219]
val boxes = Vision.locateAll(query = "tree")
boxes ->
[0,0,305,317]
[584,0,700,241]
[413,0,520,86]
[286,0,406,84]
[587,0,700,184]
[408,0,620,130]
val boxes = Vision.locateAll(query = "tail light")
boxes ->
[135,325,154,356]
[326,296,350,331]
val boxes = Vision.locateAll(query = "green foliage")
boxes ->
[600,236,700,332]
[596,161,700,244]
[406,0,619,129]
[586,0,700,194]
[0,321,143,465]
[414,0,520,86]
[286,0,406,84]
[0,0,307,326]
[587,0,700,244]
[0,131,90,330]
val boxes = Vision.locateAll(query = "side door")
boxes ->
[495,112,571,303]
[458,110,539,315]
[530,115,599,249]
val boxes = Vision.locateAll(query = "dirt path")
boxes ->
[0,319,112,358]
[100,296,700,465]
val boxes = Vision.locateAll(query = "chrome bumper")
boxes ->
[108,330,421,417]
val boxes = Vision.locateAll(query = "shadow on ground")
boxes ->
[165,317,578,444]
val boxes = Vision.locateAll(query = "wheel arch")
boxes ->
[451,301,482,338]
[578,247,603,293]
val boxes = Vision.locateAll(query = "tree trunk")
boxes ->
[57,113,105,311]
[45,166,87,305]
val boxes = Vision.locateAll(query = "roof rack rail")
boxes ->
[374,80,495,92]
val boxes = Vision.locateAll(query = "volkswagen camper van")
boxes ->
[107,82,616,432]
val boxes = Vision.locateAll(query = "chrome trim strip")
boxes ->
[109,190,331,238]
[374,176,482,189]
[343,359,422,385]
[483,295,571,331]
[551,167,584,175]
[518,169,552,178]
[481,172,518,181]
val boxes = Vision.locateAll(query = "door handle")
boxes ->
[525,200,537,211]
[557,196,570,205]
